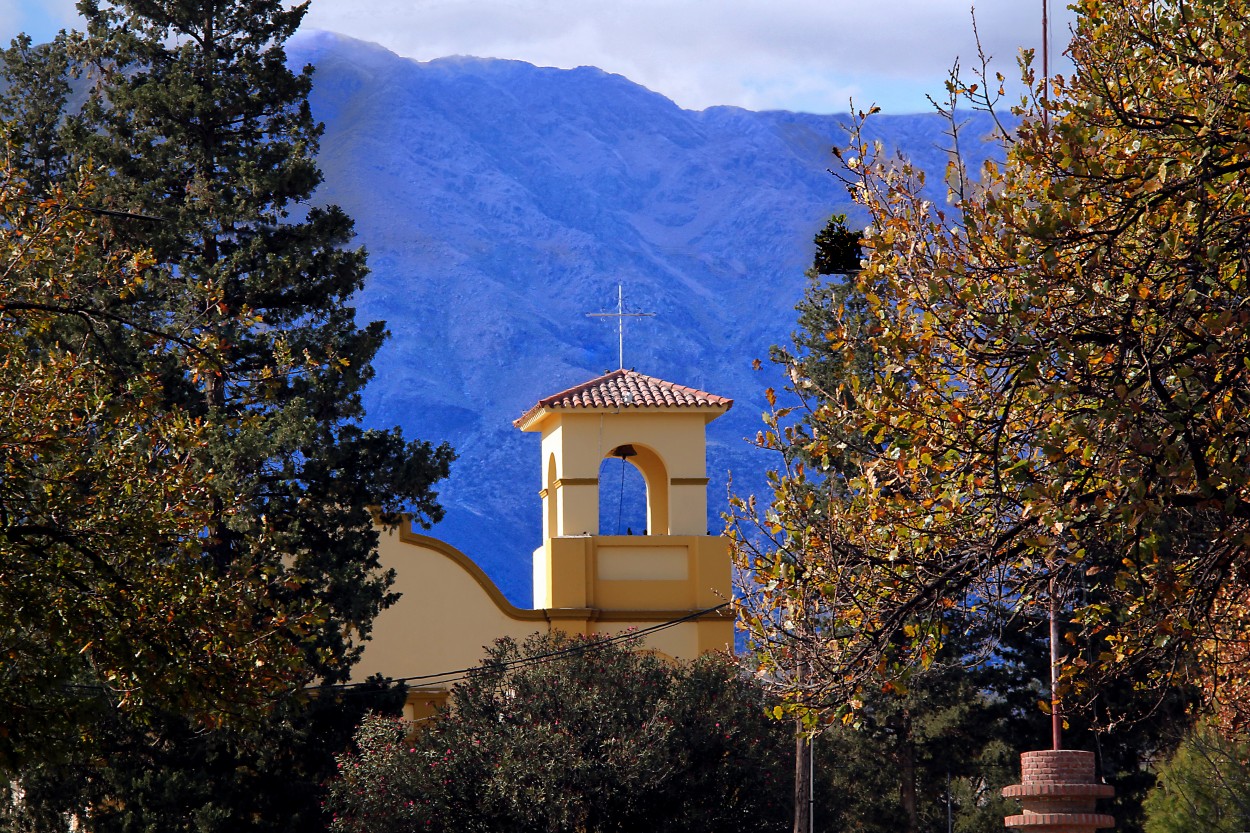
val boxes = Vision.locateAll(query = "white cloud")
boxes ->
[7,0,1079,113]
[301,0,1078,113]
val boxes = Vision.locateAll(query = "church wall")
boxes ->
[538,534,728,610]
[549,412,710,479]
[355,528,734,680]
[352,527,546,684]
[355,371,736,722]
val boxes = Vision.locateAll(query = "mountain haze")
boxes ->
[291,32,1001,604]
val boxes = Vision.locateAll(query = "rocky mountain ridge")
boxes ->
[293,31,1003,604]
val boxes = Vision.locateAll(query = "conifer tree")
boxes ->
[1143,723,1250,833]
[0,0,453,827]
[772,214,868,419]
[0,33,73,191]
[49,0,456,684]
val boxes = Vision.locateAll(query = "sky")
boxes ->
[1,0,1077,114]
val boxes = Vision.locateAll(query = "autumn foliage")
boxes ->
[0,168,317,766]
[732,0,1250,727]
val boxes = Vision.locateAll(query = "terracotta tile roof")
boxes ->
[514,369,733,429]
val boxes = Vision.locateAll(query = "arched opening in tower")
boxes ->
[598,453,648,535]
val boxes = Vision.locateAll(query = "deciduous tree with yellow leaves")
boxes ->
[733,0,1250,730]
[0,0,453,783]
[0,167,317,768]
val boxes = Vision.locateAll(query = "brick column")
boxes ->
[1003,750,1114,833]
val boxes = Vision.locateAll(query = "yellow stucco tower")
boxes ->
[354,368,735,719]
[514,368,734,654]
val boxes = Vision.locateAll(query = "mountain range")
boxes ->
[291,31,1003,605]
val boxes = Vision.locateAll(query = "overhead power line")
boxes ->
[320,601,732,693]
[75,204,164,223]
[52,603,733,702]
[21,197,166,223]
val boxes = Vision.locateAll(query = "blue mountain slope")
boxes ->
[289,32,1002,605]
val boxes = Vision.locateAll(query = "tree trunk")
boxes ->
[795,732,812,833]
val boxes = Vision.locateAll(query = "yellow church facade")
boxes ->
[352,369,736,720]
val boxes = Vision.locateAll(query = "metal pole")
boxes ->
[616,284,624,369]
[1042,0,1050,84]
[1041,0,1051,131]
[1050,574,1062,750]
[810,729,815,833]
[1042,0,1061,753]
[795,732,812,833]
[795,661,811,833]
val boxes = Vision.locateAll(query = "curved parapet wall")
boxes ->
[1003,750,1115,833]
[352,525,733,704]
[351,526,546,687]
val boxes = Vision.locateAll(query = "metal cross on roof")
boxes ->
[586,284,655,369]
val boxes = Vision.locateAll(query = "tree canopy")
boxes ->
[327,633,793,833]
[1143,722,1250,833]
[732,0,1250,730]
[1,679,406,833]
[0,166,305,767]
[0,0,453,775]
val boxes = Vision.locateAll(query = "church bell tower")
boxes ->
[514,369,735,654]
